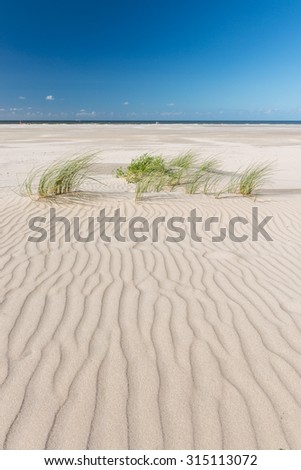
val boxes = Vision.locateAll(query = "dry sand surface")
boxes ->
[0,123,301,449]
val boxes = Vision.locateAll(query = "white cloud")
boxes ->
[19,96,26,100]
[45,95,54,101]
[167,103,175,107]
[160,111,183,117]
[10,107,23,111]
[262,108,278,115]
[0,108,5,112]
[123,101,129,105]
[75,110,96,117]
[195,111,213,116]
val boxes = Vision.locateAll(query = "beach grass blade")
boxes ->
[21,153,99,199]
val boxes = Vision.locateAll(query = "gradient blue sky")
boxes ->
[1,0,301,120]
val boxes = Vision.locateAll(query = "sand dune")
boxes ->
[0,124,301,449]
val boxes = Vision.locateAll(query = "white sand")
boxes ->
[0,124,301,449]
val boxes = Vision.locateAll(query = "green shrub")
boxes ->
[134,154,221,200]
[116,154,167,183]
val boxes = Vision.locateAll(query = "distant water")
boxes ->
[1,120,301,125]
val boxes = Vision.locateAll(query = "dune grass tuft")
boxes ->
[21,150,273,203]
[135,173,170,201]
[183,158,220,194]
[116,154,167,183]
[132,153,221,200]
[21,154,98,199]
[132,157,273,200]
[165,152,196,189]
[223,163,273,197]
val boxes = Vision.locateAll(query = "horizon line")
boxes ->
[1,119,301,124]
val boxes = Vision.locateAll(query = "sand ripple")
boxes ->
[0,190,301,450]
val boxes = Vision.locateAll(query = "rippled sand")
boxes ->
[0,124,301,449]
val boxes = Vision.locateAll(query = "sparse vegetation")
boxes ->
[21,151,273,203]
[117,152,202,199]
[131,153,219,199]
[131,156,273,200]
[221,163,273,197]
[135,172,170,201]
[166,153,196,189]
[183,158,220,194]
[130,153,221,200]
[21,154,98,199]
[116,154,167,183]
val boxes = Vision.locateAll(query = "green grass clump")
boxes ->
[116,154,167,183]
[116,153,274,201]
[183,158,220,194]
[135,173,170,200]
[134,154,221,200]
[166,152,196,188]
[225,163,272,197]
[167,152,197,171]
[21,154,98,199]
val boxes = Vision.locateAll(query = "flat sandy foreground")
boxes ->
[0,123,301,450]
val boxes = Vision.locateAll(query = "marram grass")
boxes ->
[21,152,273,203]
[166,152,197,189]
[135,172,170,200]
[183,158,220,194]
[133,157,273,200]
[222,162,273,197]
[132,154,221,200]
[237,163,273,196]
[116,153,166,183]
[21,154,98,199]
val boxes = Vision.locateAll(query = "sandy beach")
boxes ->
[0,123,301,450]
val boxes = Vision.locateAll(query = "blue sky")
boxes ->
[1,0,301,120]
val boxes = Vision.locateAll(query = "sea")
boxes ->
[0,120,301,125]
